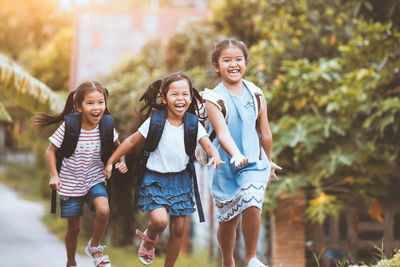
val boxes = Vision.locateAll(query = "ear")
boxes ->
[162,95,167,105]
[245,60,249,67]
[212,62,220,73]
[76,104,82,112]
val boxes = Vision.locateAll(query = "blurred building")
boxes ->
[66,0,208,89]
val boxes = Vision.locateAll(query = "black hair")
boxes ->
[211,39,249,71]
[33,81,110,127]
[139,72,204,120]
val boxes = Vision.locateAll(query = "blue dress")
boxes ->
[208,81,271,222]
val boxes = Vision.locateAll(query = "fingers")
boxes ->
[230,154,248,168]
[115,162,128,173]
[104,164,112,179]
[49,177,62,191]
[206,158,225,169]
[271,171,279,181]
[271,162,282,171]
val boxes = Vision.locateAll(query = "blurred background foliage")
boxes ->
[0,0,400,264]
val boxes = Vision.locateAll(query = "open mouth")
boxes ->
[228,69,240,74]
[174,103,186,111]
[91,113,101,119]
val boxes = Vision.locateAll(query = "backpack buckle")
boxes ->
[143,151,150,158]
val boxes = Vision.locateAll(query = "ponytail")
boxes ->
[188,87,206,121]
[139,79,164,118]
[32,91,76,127]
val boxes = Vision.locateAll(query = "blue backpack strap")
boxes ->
[133,109,167,212]
[60,112,82,158]
[183,112,198,157]
[184,112,205,223]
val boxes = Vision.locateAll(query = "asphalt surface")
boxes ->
[0,182,94,267]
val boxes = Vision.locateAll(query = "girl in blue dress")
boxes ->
[203,40,281,267]
[104,72,222,267]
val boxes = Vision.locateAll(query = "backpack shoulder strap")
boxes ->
[183,112,198,158]
[243,79,263,117]
[99,114,114,164]
[60,112,82,158]
[183,112,205,223]
[143,109,167,154]
[202,88,227,119]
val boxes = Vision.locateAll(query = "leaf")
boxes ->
[0,53,65,114]
[306,192,339,224]
[0,101,12,122]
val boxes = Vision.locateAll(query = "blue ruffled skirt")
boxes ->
[137,169,195,216]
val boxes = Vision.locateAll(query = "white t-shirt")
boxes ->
[49,122,118,197]
[138,118,207,173]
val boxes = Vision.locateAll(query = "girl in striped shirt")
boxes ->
[34,81,127,267]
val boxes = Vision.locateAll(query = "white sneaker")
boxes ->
[246,257,268,267]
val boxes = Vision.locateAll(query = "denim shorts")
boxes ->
[60,182,108,218]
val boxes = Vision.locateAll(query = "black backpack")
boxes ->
[133,109,205,222]
[51,112,114,213]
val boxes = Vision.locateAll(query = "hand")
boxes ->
[49,175,62,191]
[104,162,113,179]
[115,160,128,174]
[230,153,248,168]
[269,161,282,185]
[206,157,225,170]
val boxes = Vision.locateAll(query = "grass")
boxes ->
[0,163,220,267]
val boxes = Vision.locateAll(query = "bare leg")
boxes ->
[90,196,110,267]
[65,217,80,267]
[141,207,169,263]
[241,207,261,264]
[164,215,186,267]
[217,215,240,267]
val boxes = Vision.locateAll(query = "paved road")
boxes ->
[0,182,93,267]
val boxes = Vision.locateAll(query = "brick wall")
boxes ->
[271,190,306,267]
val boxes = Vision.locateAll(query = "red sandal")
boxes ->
[136,229,158,265]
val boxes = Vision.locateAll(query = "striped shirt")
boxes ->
[49,122,118,197]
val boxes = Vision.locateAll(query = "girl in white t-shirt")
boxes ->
[34,81,127,267]
[104,72,223,267]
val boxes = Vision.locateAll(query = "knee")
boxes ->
[68,225,80,237]
[150,217,168,232]
[170,225,185,239]
[95,205,110,218]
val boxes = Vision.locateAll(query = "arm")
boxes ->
[104,131,145,178]
[46,143,62,190]
[257,94,282,181]
[205,101,248,168]
[198,136,224,169]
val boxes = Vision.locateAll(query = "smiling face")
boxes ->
[76,89,106,130]
[213,45,248,86]
[162,79,192,121]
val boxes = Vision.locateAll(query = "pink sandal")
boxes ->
[85,239,111,267]
[136,229,158,266]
